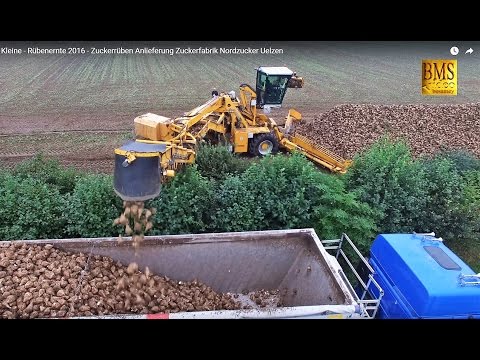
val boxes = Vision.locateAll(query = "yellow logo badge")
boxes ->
[422,59,457,95]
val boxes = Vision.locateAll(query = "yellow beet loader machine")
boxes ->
[113,66,352,201]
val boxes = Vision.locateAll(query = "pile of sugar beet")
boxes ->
[0,201,277,319]
[296,103,480,159]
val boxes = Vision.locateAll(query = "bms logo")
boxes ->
[422,59,457,95]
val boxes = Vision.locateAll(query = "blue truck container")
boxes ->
[368,233,480,319]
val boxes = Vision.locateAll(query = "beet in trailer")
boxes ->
[14,228,381,319]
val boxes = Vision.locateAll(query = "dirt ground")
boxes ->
[0,107,324,173]
[0,128,134,173]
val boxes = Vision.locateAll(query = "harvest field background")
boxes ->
[1,41,480,171]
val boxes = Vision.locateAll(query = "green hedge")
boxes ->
[148,166,214,235]
[0,174,66,240]
[13,154,83,195]
[416,156,467,240]
[345,137,480,248]
[436,149,480,175]
[1,146,478,272]
[195,144,250,181]
[210,153,378,252]
[345,137,427,233]
[210,175,262,232]
[65,174,123,238]
[458,170,480,240]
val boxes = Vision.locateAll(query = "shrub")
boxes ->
[13,154,83,194]
[232,153,313,230]
[309,172,379,254]
[448,169,480,272]
[345,137,427,233]
[148,166,214,235]
[65,174,123,238]
[195,144,250,181]
[210,175,263,232]
[416,156,466,240]
[436,149,480,175]
[457,170,480,239]
[0,175,66,240]
[211,153,377,251]
[345,138,480,254]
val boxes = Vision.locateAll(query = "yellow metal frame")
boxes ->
[118,82,353,176]
[115,140,195,173]
[114,148,160,158]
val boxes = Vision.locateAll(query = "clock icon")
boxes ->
[450,46,459,56]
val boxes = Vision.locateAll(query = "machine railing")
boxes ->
[458,273,480,286]
[413,232,444,243]
[322,233,384,318]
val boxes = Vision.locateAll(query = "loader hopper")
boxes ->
[113,140,166,201]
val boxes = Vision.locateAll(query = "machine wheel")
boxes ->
[249,133,279,157]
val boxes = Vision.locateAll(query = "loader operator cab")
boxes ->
[256,66,294,109]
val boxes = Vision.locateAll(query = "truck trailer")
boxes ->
[2,228,478,319]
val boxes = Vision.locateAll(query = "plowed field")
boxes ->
[1,41,479,171]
